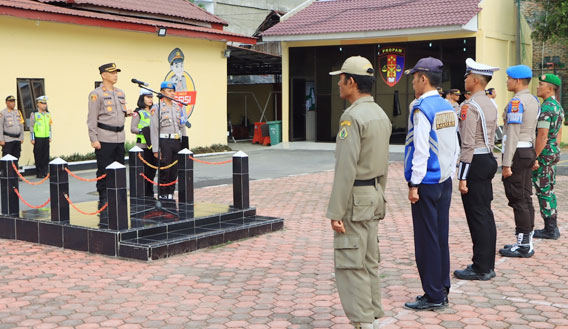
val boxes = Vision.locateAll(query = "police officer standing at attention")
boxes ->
[532,74,564,239]
[30,95,52,178]
[454,59,499,281]
[0,95,24,160]
[326,56,391,329]
[131,89,156,197]
[404,57,459,311]
[499,65,539,258]
[87,63,129,209]
[150,82,186,200]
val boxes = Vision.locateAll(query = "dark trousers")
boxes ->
[411,178,452,304]
[461,154,497,274]
[95,142,125,197]
[2,141,21,159]
[158,138,180,196]
[33,137,50,177]
[503,147,536,234]
[142,147,157,197]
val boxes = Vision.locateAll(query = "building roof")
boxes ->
[263,0,481,38]
[37,0,227,26]
[0,0,256,44]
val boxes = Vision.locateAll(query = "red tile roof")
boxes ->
[37,0,227,25]
[263,0,481,37]
[0,0,255,44]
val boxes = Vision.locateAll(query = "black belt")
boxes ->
[354,177,379,186]
[98,122,124,132]
[3,131,20,138]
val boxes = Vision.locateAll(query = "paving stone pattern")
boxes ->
[1,162,568,328]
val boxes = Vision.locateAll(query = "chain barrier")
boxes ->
[10,162,50,185]
[13,188,50,209]
[139,173,178,187]
[63,193,108,215]
[137,153,178,170]
[188,155,232,165]
[64,168,106,182]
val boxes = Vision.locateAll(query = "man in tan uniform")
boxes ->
[326,56,392,329]
[454,58,499,281]
[150,81,187,200]
[499,65,539,258]
[87,63,129,208]
[0,95,24,160]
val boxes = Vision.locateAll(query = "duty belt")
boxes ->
[97,122,124,132]
[517,141,532,148]
[474,147,491,155]
[159,133,180,139]
[3,131,20,138]
[354,177,380,186]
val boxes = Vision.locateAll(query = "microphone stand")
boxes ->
[132,84,189,218]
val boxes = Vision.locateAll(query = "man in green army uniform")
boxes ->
[326,56,392,329]
[532,74,564,239]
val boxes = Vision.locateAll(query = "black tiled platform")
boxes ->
[3,197,284,261]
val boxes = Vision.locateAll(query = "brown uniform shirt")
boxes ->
[458,90,498,163]
[0,108,24,143]
[326,96,392,221]
[87,86,127,143]
[502,89,539,167]
[149,100,187,153]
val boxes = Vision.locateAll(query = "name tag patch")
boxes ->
[435,112,456,130]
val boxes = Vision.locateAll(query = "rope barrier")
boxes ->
[11,162,50,185]
[188,155,232,165]
[139,173,178,187]
[137,153,178,170]
[13,188,50,209]
[63,193,108,215]
[65,168,106,182]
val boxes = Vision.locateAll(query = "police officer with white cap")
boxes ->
[454,58,499,281]
[499,65,539,258]
[30,95,52,178]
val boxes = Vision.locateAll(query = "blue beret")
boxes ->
[160,81,176,91]
[506,65,532,79]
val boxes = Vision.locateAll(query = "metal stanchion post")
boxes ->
[1,155,19,216]
[49,158,69,222]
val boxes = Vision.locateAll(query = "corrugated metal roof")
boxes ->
[263,0,481,36]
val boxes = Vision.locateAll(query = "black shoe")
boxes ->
[454,265,496,281]
[533,228,560,240]
[404,295,447,311]
[499,245,534,258]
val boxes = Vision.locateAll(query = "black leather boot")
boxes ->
[499,232,534,258]
[533,217,560,240]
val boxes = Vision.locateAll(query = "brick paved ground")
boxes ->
[1,161,568,329]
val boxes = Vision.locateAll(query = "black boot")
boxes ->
[533,217,560,240]
[499,232,534,258]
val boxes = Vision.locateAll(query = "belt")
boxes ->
[3,131,20,138]
[159,133,180,139]
[354,177,379,186]
[517,141,532,148]
[97,122,124,132]
[474,147,490,155]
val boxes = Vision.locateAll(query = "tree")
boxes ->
[531,0,568,42]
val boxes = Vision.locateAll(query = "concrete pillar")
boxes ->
[106,161,128,231]
[128,146,145,199]
[232,151,249,209]
[0,155,19,216]
[177,148,194,205]
[49,158,69,222]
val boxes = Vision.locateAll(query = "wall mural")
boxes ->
[379,47,405,87]
[164,48,197,120]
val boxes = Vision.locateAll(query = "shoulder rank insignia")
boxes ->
[338,126,348,140]
[340,120,351,127]
[90,94,98,102]
[460,104,468,121]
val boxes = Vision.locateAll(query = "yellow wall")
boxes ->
[0,15,228,166]
[228,84,280,125]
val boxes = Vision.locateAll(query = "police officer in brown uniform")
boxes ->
[87,63,129,207]
[454,58,499,280]
[150,81,187,200]
[499,65,539,258]
[326,56,391,329]
[0,95,24,160]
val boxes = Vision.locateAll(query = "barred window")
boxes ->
[17,78,45,131]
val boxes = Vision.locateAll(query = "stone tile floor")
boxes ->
[1,161,568,329]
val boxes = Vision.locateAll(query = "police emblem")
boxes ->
[460,105,468,121]
[510,100,520,113]
[338,126,348,140]
[378,47,405,87]
[90,94,98,102]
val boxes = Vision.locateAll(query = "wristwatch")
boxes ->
[408,182,419,188]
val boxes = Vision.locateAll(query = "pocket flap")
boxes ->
[353,193,376,206]
[333,235,359,249]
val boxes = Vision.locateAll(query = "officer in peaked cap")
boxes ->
[87,62,129,217]
[326,56,391,329]
[168,48,187,92]
[499,64,539,258]
[532,73,564,240]
[454,58,499,281]
[446,88,461,113]
[0,95,24,162]
[30,95,53,178]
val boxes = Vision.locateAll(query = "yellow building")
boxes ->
[262,0,548,143]
[0,0,255,167]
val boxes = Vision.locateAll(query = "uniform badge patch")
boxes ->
[340,120,351,127]
[460,105,468,121]
[338,126,348,140]
[510,100,520,113]
[107,106,112,112]
[90,94,98,102]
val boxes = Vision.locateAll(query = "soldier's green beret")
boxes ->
[539,73,561,87]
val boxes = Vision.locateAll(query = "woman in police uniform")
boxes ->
[131,89,156,197]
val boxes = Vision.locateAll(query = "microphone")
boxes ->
[131,78,149,86]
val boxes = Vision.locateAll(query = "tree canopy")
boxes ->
[531,0,568,42]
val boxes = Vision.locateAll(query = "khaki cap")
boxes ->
[329,56,374,77]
